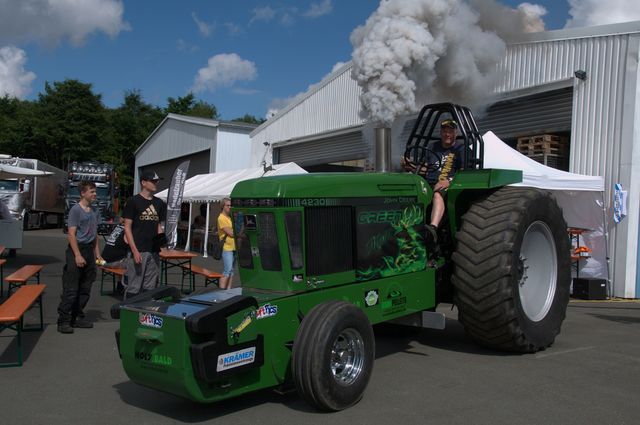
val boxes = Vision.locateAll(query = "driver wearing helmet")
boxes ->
[402,118,464,242]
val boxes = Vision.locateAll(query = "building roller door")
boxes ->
[399,87,573,145]
[476,87,573,140]
[276,129,367,166]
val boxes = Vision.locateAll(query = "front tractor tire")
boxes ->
[292,300,375,411]
[452,187,571,353]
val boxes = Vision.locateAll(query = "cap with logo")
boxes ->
[441,119,458,129]
[140,170,163,182]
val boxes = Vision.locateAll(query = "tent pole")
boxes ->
[203,203,210,258]
[186,203,193,251]
[601,191,612,297]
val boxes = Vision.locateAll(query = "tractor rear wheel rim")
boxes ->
[518,220,558,322]
[331,328,365,386]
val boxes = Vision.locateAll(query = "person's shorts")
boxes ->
[430,183,448,196]
[222,250,235,277]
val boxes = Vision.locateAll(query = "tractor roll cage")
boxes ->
[405,103,484,170]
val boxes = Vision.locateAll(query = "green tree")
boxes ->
[34,79,106,169]
[165,93,218,119]
[231,113,266,125]
[0,96,39,157]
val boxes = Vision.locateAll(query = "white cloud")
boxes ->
[192,53,257,93]
[281,13,295,26]
[0,46,36,99]
[0,0,129,47]
[250,6,276,25]
[565,0,640,28]
[177,39,199,53]
[304,0,333,18]
[224,22,244,36]
[192,12,213,37]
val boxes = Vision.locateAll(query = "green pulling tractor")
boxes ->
[111,103,570,411]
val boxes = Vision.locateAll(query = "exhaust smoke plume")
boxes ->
[351,0,546,126]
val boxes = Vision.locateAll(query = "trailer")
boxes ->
[0,155,65,230]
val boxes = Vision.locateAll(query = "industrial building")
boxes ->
[134,113,256,193]
[249,21,640,298]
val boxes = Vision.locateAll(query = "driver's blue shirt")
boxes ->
[425,142,464,185]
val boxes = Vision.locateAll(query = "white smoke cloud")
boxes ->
[0,0,129,47]
[192,53,257,93]
[351,0,547,126]
[565,0,640,28]
[470,0,546,38]
[0,46,36,99]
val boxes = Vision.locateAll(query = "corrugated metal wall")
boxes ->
[137,119,216,168]
[500,29,640,296]
[476,88,573,139]
[215,129,253,172]
[498,34,630,181]
[276,130,366,166]
[251,65,364,146]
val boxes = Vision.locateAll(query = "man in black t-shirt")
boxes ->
[403,119,464,243]
[122,170,166,299]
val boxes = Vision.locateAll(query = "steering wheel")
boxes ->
[403,145,442,174]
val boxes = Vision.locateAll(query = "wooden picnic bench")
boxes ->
[181,264,222,293]
[5,264,43,294]
[0,284,46,367]
[98,266,126,295]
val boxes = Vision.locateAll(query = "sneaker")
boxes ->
[71,318,94,328]
[57,323,74,334]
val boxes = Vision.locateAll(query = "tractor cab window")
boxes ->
[257,212,282,271]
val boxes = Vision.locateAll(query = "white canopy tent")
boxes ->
[483,131,607,281]
[156,162,307,255]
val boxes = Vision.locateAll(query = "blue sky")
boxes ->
[0,0,637,120]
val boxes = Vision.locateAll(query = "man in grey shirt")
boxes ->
[57,181,103,334]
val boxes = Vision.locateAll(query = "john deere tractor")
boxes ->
[111,103,570,411]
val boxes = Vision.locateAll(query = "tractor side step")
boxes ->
[386,311,446,330]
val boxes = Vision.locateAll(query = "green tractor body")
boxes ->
[113,104,570,411]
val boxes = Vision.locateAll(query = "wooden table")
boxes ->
[159,249,199,291]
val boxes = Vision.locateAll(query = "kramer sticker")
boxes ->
[292,274,304,283]
[256,303,278,319]
[217,346,256,371]
[139,313,163,328]
[365,290,379,307]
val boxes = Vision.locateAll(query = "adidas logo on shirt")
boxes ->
[140,204,159,221]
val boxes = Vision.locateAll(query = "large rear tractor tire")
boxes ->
[452,187,571,353]
[292,300,375,411]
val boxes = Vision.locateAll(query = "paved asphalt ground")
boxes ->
[1,229,639,425]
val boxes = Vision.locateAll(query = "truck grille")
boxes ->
[305,207,353,275]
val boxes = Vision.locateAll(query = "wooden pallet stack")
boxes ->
[516,134,569,170]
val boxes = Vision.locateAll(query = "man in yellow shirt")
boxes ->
[217,197,235,289]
